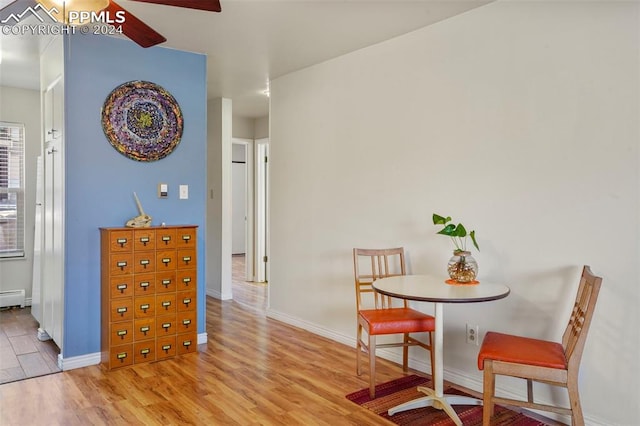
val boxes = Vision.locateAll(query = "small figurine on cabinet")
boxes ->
[125,192,152,228]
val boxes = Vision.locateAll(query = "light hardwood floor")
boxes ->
[0,295,404,425]
[0,259,559,425]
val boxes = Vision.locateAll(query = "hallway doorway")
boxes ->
[232,254,266,312]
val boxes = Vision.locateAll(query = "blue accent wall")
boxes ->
[63,35,207,358]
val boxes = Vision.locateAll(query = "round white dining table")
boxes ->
[372,274,510,426]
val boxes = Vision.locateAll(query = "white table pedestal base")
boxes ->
[387,386,483,426]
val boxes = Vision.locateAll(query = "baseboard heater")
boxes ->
[0,289,26,308]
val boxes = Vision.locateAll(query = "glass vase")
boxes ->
[447,250,478,283]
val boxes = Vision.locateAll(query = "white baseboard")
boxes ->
[198,332,207,344]
[206,288,233,300]
[59,352,101,371]
[25,297,32,307]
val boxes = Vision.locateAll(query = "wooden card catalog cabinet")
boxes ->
[100,225,198,370]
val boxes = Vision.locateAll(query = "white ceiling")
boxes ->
[0,0,492,118]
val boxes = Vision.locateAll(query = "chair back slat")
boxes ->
[562,266,602,369]
[353,248,407,310]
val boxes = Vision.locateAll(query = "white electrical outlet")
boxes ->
[466,324,479,345]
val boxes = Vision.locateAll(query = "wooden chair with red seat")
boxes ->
[477,265,602,426]
[353,247,435,398]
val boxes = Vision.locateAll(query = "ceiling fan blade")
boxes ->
[107,0,166,48]
[129,0,221,13]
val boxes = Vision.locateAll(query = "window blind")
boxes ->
[0,122,25,258]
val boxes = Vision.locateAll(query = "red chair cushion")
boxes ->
[478,331,567,370]
[359,308,435,335]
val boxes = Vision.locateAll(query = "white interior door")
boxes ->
[231,160,246,255]
[255,139,269,283]
[41,77,64,347]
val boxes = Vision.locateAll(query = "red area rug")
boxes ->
[346,375,550,425]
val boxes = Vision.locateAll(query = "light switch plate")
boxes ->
[158,183,168,198]
[179,185,189,200]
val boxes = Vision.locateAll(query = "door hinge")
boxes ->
[263,256,268,263]
[264,156,268,163]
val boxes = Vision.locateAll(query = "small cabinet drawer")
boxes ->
[177,249,197,269]
[134,295,156,319]
[134,273,156,295]
[134,318,156,341]
[176,311,196,334]
[109,344,133,369]
[157,335,177,360]
[156,271,176,293]
[134,340,156,364]
[110,298,134,322]
[177,228,196,248]
[109,230,133,253]
[177,332,198,355]
[177,290,196,312]
[156,293,177,314]
[109,321,133,345]
[134,252,156,273]
[133,229,155,251]
[109,253,133,276]
[176,270,196,290]
[110,277,134,299]
[156,229,177,249]
[156,314,177,336]
[156,250,176,271]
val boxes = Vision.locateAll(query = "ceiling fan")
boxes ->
[0,0,221,48]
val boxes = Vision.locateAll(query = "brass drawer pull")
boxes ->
[162,345,172,352]
[182,298,191,306]
[116,238,127,247]
[182,235,191,241]
[140,259,150,267]
[140,304,150,312]
[162,301,171,309]
[162,322,171,329]
[140,348,151,357]
[139,282,150,290]
[182,277,191,284]
[117,330,127,338]
[161,236,171,244]
[182,319,191,326]
[116,261,127,270]
[140,237,150,245]
[182,256,191,264]
[117,284,127,293]
[117,352,127,360]
[183,340,192,347]
[162,279,171,287]
[140,326,150,335]
[162,258,171,265]
[117,307,128,315]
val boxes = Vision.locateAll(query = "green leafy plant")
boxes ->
[432,213,480,253]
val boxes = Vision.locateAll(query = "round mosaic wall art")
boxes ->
[101,81,183,162]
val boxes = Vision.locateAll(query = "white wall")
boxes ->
[232,115,254,140]
[268,1,639,425]
[254,116,269,139]
[207,98,233,299]
[0,86,41,299]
